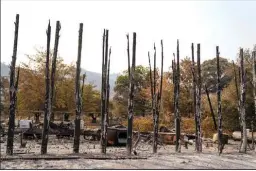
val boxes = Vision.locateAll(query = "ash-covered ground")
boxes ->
[1,135,256,169]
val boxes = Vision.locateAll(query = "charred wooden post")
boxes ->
[174,40,181,152]
[127,34,131,78]
[106,47,111,124]
[73,23,83,153]
[216,46,223,154]
[152,43,157,153]
[50,21,61,122]
[204,85,217,130]
[191,43,198,150]
[196,43,202,152]
[153,40,164,153]
[100,29,106,153]
[252,51,256,150]
[127,32,136,155]
[6,14,19,155]
[41,20,52,155]
[239,48,247,153]
[81,73,86,99]
[102,29,109,154]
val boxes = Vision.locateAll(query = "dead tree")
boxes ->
[174,40,181,152]
[73,23,83,153]
[239,48,247,153]
[191,43,198,150]
[6,14,19,155]
[152,43,157,153]
[148,52,154,110]
[41,20,52,155]
[50,21,61,122]
[204,85,217,130]
[252,51,256,150]
[100,29,106,153]
[196,43,202,152]
[216,46,223,154]
[127,32,136,155]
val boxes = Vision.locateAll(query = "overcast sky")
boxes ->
[1,1,256,74]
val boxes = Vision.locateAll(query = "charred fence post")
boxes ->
[252,51,256,150]
[41,20,52,155]
[127,32,136,155]
[73,23,83,153]
[6,14,19,155]
[103,30,109,152]
[50,21,61,122]
[204,85,217,131]
[216,46,223,154]
[174,40,181,152]
[239,48,247,153]
[191,43,198,151]
[100,29,106,153]
[196,43,202,152]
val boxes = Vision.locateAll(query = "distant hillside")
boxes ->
[1,63,119,98]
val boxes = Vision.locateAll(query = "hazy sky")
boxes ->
[1,1,256,74]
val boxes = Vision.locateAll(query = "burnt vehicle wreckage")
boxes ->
[1,14,256,158]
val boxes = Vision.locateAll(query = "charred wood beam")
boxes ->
[41,20,52,155]
[50,21,61,121]
[100,29,106,153]
[6,14,19,155]
[239,48,247,153]
[174,40,181,152]
[196,43,202,152]
[191,43,198,151]
[216,46,223,155]
[106,47,111,124]
[73,23,83,153]
[127,32,136,155]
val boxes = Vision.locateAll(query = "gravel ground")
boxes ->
[1,135,256,169]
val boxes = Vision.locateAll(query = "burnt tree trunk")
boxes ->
[216,46,223,154]
[6,14,19,155]
[252,51,256,150]
[196,43,202,152]
[127,34,131,78]
[50,21,61,122]
[127,32,136,155]
[100,29,106,154]
[41,21,52,155]
[152,43,157,153]
[174,40,181,152]
[239,48,247,153]
[81,73,86,113]
[73,23,83,153]
[204,85,217,131]
[148,52,154,110]
[191,43,198,151]
[14,67,20,110]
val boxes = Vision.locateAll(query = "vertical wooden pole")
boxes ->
[41,20,51,155]
[127,34,131,78]
[14,67,20,110]
[216,46,223,154]
[175,40,181,152]
[191,43,198,151]
[239,48,247,153]
[50,21,61,122]
[252,51,256,150]
[106,47,111,124]
[196,43,202,152]
[6,14,19,155]
[81,73,86,114]
[127,32,136,155]
[73,23,83,153]
[102,29,109,154]
[100,29,106,153]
